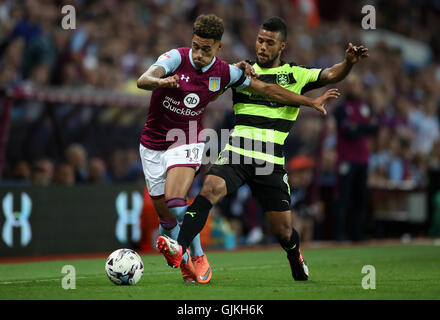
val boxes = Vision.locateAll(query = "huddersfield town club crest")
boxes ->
[209,77,221,92]
[276,73,289,86]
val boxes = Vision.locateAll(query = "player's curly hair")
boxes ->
[193,14,224,41]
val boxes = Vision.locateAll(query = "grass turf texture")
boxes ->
[0,244,439,300]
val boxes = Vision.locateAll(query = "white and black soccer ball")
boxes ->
[105,248,144,285]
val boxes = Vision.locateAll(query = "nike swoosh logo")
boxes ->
[199,267,211,281]
[284,243,296,250]
[186,211,197,217]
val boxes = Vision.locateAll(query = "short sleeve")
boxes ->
[152,49,182,75]
[304,68,322,83]
[228,65,251,90]
[294,66,323,94]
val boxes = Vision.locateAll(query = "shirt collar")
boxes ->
[189,49,216,72]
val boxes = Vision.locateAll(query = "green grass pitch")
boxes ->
[0,244,439,300]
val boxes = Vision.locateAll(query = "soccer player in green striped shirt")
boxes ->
[158,17,369,281]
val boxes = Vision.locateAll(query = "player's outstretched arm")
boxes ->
[318,43,369,85]
[247,78,340,115]
[137,65,180,91]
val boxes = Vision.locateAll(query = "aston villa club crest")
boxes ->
[276,73,289,86]
[209,77,221,92]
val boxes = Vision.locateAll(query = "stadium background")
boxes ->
[1,0,440,257]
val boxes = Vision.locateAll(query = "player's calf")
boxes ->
[176,195,212,252]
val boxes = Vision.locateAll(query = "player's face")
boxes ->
[255,29,286,68]
[191,35,221,69]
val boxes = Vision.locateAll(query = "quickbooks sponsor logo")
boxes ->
[183,93,199,108]
[162,95,203,116]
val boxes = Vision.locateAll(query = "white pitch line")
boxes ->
[0,264,285,285]
[0,276,89,285]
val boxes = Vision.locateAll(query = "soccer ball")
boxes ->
[105,248,144,285]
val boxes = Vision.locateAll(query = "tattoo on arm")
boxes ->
[148,65,166,79]
[137,66,166,90]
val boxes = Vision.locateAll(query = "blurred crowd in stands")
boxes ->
[6,143,144,185]
[1,0,440,241]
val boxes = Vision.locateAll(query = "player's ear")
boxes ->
[218,42,222,49]
[280,41,286,51]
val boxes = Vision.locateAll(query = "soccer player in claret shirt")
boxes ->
[157,16,368,281]
[137,14,339,284]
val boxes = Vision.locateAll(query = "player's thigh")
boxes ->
[163,142,204,199]
[250,169,291,213]
[165,166,196,199]
[204,163,248,204]
[250,169,293,239]
[139,144,166,197]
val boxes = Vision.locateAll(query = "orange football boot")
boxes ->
[180,249,197,283]
[192,255,212,284]
[156,235,183,268]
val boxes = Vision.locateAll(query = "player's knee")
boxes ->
[200,177,226,204]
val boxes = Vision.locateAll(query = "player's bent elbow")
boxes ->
[137,77,149,88]
[137,77,154,90]
[136,78,143,89]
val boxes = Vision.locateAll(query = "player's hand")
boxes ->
[345,43,369,64]
[310,88,340,115]
[158,74,180,88]
[234,61,259,78]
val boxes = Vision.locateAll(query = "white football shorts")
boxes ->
[139,142,204,198]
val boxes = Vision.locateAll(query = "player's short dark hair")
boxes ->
[260,16,287,41]
[193,14,224,42]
